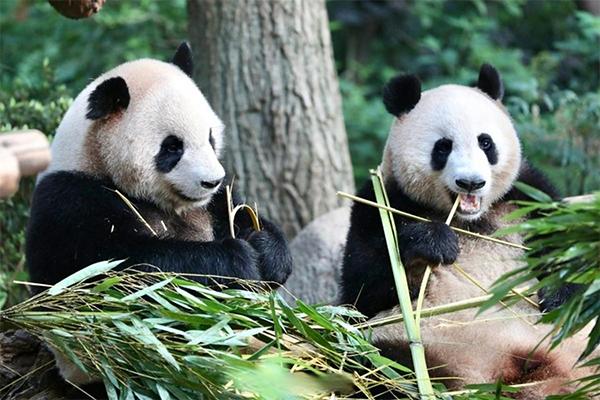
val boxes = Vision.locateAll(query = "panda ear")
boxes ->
[477,63,504,100]
[86,77,130,120]
[171,41,194,77]
[382,74,421,117]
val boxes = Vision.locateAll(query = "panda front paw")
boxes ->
[398,222,459,268]
[221,238,262,281]
[538,283,583,313]
[245,220,292,285]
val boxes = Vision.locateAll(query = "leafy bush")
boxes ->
[329,0,600,194]
[0,62,72,308]
[0,0,186,92]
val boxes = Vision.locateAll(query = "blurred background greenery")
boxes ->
[0,0,599,307]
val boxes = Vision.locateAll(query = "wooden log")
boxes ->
[0,148,20,197]
[0,130,51,197]
[563,194,596,204]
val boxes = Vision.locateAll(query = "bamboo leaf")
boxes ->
[49,259,124,295]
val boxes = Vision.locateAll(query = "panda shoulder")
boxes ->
[32,172,129,220]
[504,160,560,201]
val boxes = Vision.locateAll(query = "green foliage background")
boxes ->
[0,0,599,307]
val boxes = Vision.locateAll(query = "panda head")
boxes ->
[381,64,521,221]
[48,42,225,211]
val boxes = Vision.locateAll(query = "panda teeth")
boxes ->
[458,193,481,214]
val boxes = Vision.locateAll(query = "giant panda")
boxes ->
[25,42,293,386]
[340,64,595,398]
[26,43,292,299]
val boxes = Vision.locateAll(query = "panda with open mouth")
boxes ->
[340,64,596,398]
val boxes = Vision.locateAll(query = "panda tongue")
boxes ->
[459,194,480,213]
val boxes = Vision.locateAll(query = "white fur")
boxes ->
[43,59,225,211]
[42,58,227,385]
[375,84,597,397]
[382,84,521,221]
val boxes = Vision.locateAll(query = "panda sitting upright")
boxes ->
[341,65,593,398]
[26,43,292,291]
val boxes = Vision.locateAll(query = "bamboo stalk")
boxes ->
[415,196,460,331]
[370,168,435,399]
[226,183,261,238]
[451,262,537,327]
[336,191,530,250]
[355,289,532,330]
[109,188,158,237]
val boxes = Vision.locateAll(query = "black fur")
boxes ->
[341,161,564,318]
[503,160,560,201]
[477,63,504,100]
[209,128,216,150]
[340,179,459,317]
[86,77,130,120]
[478,133,498,165]
[398,222,459,268]
[171,41,194,78]
[155,135,184,173]
[26,172,292,292]
[431,138,453,170]
[382,74,421,117]
[538,283,583,313]
[501,162,580,312]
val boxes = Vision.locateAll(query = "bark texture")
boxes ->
[187,0,354,238]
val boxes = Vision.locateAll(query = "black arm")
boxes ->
[340,180,458,317]
[26,172,264,290]
[503,161,581,312]
[207,180,293,285]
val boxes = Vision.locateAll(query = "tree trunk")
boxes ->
[187,0,354,238]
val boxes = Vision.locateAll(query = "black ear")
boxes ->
[86,77,130,120]
[171,41,194,77]
[382,74,421,117]
[477,63,504,100]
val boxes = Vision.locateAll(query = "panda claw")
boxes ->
[398,222,459,268]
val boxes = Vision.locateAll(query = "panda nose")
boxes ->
[201,178,223,189]
[456,178,486,192]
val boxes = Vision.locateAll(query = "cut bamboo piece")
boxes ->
[0,130,51,197]
[0,148,20,197]
[226,183,261,239]
[337,191,531,250]
[0,130,51,175]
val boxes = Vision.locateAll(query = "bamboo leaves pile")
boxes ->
[1,261,420,399]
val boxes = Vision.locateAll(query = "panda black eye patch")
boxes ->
[478,133,498,165]
[431,138,453,170]
[209,128,216,150]
[155,135,184,173]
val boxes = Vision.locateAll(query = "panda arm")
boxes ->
[341,181,458,317]
[503,161,582,311]
[504,160,561,201]
[341,197,398,317]
[26,172,263,288]
[203,180,293,285]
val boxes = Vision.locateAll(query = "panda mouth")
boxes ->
[457,193,481,215]
[172,188,209,203]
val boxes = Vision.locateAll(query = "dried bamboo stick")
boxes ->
[336,191,530,250]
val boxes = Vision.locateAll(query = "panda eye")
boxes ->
[434,138,453,154]
[478,134,493,151]
[162,135,184,154]
[209,128,216,150]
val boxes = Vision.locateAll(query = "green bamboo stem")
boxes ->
[370,168,435,399]
[355,289,531,330]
